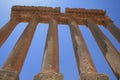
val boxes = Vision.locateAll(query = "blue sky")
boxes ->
[0,0,120,80]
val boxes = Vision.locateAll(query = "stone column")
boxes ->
[34,18,63,80]
[0,18,38,80]
[87,20,120,80]
[103,20,120,43]
[0,17,19,47]
[68,19,109,80]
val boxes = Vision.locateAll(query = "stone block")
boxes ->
[0,69,19,80]
[34,72,63,80]
[80,73,109,80]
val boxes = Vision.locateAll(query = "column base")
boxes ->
[34,72,63,80]
[80,73,109,80]
[0,69,19,80]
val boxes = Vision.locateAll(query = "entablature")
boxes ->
[11,6,109,25]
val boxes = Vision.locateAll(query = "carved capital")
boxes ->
[11,14,23,23]
[67,17,79,26]
[85,18,95,26]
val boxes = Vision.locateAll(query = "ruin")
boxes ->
[0,6,120,80]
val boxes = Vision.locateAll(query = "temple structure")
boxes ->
[0,6,120,80]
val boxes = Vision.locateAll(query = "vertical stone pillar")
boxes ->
[0,17,19,47]
[0,18,38,80]
[103,20,120,43]
[68,19,109,80]
[34,18,63,80]
[87,19,120,80]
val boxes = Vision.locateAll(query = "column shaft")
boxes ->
[42,19,59,73]
[69,20,109,80]
[0,18,38,80]
[87,20,120,80]
[0,17,19,47]
[104,20,120,43]
[34,19,63,80]
[69,20,97,73]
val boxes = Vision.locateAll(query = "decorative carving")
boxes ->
[11,6,106,25]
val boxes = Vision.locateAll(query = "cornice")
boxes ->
[11,6,108,25]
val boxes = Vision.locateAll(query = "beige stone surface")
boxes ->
[0,18,38,80]
[87,20,120,79]
[81,73,109,80]
[11,6,106,25]
[68,20,97,73]
[0,69,19,80]
[1,6,120,80]
[34,18,63,80]
[34,72,63,80]
[104,20,120,43]
[0,17,19,47]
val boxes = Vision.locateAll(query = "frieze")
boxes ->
[10,6,108,25]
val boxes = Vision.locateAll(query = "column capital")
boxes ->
[103,19,113,27]
[50,18,58,23]
[31,14,40,23]
[86,18,97,23]
[48,16,59,24]
[11,14,24,23]
[67,17,78,25]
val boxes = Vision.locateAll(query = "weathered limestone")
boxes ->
[0,70,19,80]
[11,6,106,25]
[68,19,109,80]
[104,20,120,43]
[0,18,38,80]
[87,20,120,80]
[0,17,19,47]
[1,6,120,80]
[80,73,109,80]
[34,18,63,80]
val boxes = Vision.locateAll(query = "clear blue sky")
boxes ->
[0,0,120,80]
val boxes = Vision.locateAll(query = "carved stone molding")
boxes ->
[11,6,106,25]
